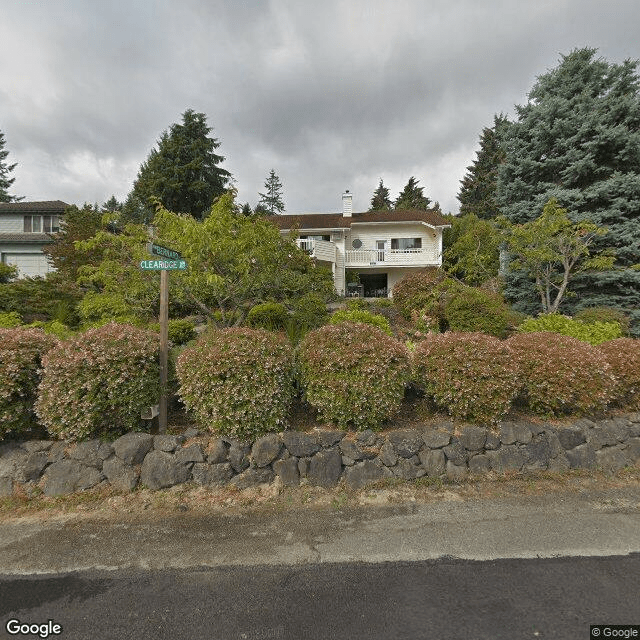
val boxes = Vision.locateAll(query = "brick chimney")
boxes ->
[342,190,352,217]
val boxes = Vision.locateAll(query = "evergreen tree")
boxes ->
[496,48,640,334]
[0,130,23,203]
[122,109,231,224]
[240,202,253,217]
[101,195,122,213]
[395,177,431,210]
[258,169,285,215]
[369,179,392,211]
[458,114,508,219]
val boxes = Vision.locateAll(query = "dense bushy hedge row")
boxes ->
[507,332,616,417]
[35,323,159,441]
[412,332,519,424]
[176,327,294,440]
[329,308,392,335]
[518,313,622,345]
[444,288,511,338]
[0,328,58,438]
[599,338,640,409]
[297,322,410,430]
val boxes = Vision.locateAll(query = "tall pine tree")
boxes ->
[496,48,640,334]
[369,179,392,211]
[395,177,432,210]
[0,130,23,203]
[458,114,508,219]
[122,109,231,224]
[257,169,285,215]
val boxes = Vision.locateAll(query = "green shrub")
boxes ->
[599,338,640,409]
[36,323,159,441]
[392,268,464,331]
[518,313,622,345]
[329,308,392,335]
[27,320,75,340]
[412,332,519,424]
[575,307,631,336]
[346,297,369,310]
[0,328,58,439]
[290,292,328,328]
[0,311,22,328]
[176,328,294,440]
[150,319,197,345]
[247,302,289,330]
[297,323,410,430]
[507,332,616,417]
[444,288,511,337]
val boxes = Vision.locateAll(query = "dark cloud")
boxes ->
[1,0,639,212]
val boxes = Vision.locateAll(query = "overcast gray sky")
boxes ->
[1,0,639,215]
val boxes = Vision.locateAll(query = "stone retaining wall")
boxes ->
[1,414,639,497]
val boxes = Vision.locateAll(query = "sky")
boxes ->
[1,0,639,216]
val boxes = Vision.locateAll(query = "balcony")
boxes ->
[345,248,439,267]
[296,239,336,263]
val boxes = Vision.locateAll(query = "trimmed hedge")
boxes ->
[329,309,392,335]
[0,328,58,439]
[412,332,519,424]
[176,327,294,440]
[575,306,631,336]
[36,323,159,441]
[518,313,622,345]
[247,302,289,331]
[599,338,640,409]
[507,332,616,417]
[297,322,410,430]
[444,288,511,337]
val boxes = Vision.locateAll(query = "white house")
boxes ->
[0,201,69,278]
[271,191,450,297]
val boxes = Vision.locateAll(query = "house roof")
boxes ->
[0,200,69,214]
[0,233,55,244]
[269,208,450,231]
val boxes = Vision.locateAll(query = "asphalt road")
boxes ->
[1,555,639,640]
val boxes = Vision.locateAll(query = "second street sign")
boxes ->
[147,242,182,261]
[140,259,187,270]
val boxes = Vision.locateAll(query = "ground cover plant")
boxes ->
[297,322,410,430]
[599,338,640,409]
[507,332,616,417]
[517,313,621,345]
[412,332,519,424]
[36,322,160,441]
[0,328,58,439]
[176,327,294,440]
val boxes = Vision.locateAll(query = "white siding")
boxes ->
[0,214,25,233]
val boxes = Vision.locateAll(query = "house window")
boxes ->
[23,215,59,233]
[391,238,422,250]
[300,234,330,242]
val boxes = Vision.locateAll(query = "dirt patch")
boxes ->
[2,465,639,525]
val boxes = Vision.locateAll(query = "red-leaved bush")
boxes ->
[0,328,58,439]
[297,322,410,430]
[507,332,616,417]
[599,337,640,409]
[36,323,159,441]
[412,332,519,424]
[176,328,294,440]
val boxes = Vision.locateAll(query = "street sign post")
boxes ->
[141,243,186,433]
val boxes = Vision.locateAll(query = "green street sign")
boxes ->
[147,243,182,261]
[140,259,187,270]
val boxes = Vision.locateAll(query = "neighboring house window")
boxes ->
[391,238,422,250]
[23,215,59,233]
[300,234,330,241]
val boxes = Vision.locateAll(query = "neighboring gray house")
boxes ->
[0,201,69,278]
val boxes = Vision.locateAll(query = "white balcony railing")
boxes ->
[345,248,439,266]
[295,239,336,263]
